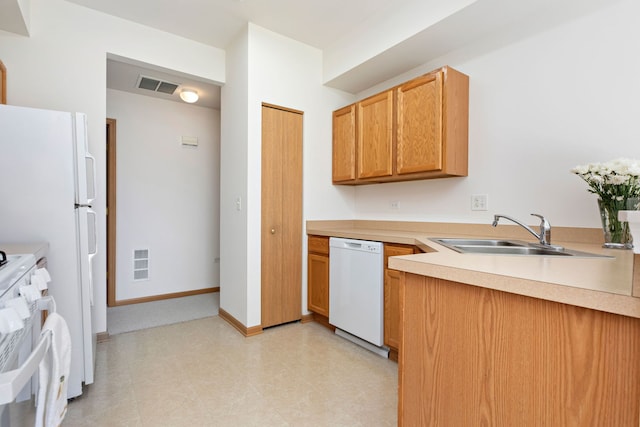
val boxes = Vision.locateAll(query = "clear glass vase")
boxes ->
[598,198,638,249]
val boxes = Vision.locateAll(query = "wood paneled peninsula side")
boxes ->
[306,220,640,426]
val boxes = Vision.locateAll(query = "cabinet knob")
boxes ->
[271,228,276,234]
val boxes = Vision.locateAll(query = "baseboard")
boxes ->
[96,332,110,343]
[308,312,335,331]
[111,287,219,307]
[300,313,314,323]
[218,308,263,337]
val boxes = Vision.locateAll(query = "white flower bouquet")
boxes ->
[571,158,640,247]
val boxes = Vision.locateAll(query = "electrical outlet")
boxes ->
[471,194,488,211]
[390,201,399,210]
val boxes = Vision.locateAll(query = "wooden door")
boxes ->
[0,60,6,104]
[106,118,117,306]
[332,104,356,183]
[357,90,393,179]
[261,104,303,328]
[396,71,443,174]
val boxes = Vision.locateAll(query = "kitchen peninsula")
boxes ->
[307,220,640,425]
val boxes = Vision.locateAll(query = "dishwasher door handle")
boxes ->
[345,242,362,249]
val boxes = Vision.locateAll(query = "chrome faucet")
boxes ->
[492,213,552,246]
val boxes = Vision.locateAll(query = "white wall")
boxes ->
[352,0,640,229]
[5,0,635,333]
[0,0,225,333]
[246,24,356,326]
[220,24,355,327]
[219,28,250,326]
[107,89,220,300]
[323,0,475,84]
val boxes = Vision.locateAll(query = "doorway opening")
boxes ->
[105,55,222,336]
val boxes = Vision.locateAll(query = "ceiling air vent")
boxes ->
[136,75,179,95]
[157,81,179,94]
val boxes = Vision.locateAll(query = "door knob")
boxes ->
[271,228,276,234]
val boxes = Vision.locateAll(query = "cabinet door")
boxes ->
[357,90,393,179]
[332,105,356,183]
[396,71,443,174]
[384,268,402,350]
[308,235,329,255]
[307,253,329,317]
[384,244,415,351]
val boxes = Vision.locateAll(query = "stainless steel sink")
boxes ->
[452,245,572,256]
[435,238,524,247]
[431,238,611,258]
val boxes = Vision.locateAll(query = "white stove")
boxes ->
[0,251,36,298]
[0,252,36,299]
[0,251,38,424]
[0,252,37,359]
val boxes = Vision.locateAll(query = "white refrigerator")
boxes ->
[0,104,97,398]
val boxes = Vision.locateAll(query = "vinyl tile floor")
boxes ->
[13,317,398,426]
[107,293,220,335]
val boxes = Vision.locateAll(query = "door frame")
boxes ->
[106,118,117,306]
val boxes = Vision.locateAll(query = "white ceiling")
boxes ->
[65,0,410,50]
[70,0,618,108]
[89,0,415,109]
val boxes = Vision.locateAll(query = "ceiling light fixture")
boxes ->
[179,89,199,103]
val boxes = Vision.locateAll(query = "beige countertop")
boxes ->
[307,220,640,319]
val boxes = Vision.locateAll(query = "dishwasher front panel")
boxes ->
[329,238,384,346]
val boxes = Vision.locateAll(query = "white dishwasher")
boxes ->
[329,237,387,357]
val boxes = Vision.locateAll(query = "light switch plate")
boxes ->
[181,135,198,146]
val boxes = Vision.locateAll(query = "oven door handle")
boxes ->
[0,296,57,404]
[0,330,51,405]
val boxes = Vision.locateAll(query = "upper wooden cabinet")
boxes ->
[357,90,393,179]
[332,65,469,185]
[396,72,443,174]
[332,105,356,182]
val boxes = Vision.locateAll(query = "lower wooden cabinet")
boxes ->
[306,236,416,356]
[384,243,415,360]
[307,236,329,317]
[384,268,403,351]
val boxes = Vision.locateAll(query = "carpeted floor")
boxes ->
[107,292,219,335]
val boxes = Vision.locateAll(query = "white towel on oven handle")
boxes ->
[35,268,52,284]
[31,275,47,291]
[35,312,71,427]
